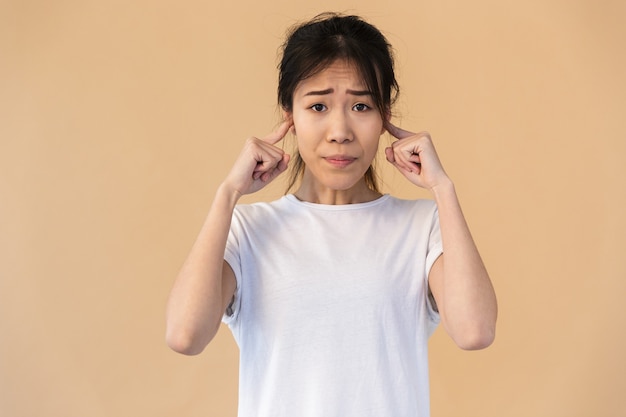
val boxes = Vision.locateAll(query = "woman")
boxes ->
[166,13,497,417]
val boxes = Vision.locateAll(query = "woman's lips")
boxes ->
[324,155,356,168]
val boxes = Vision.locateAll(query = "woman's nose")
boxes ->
[326,110,353,143]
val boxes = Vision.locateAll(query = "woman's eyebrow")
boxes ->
[303,88,372,96]
[304,88,334,96]
[347,89,373,96]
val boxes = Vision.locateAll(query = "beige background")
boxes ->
[1,0,625,416]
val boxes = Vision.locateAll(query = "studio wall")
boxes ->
[1,1,625,416]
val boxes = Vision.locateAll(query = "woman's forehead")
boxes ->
[294,60,368,94]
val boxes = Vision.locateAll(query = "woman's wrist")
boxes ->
[429,177,455,201]
[216,182,243,208]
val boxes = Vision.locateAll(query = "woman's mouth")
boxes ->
[324,155,356,168]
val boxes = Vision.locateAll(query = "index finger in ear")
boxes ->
[263,120,293,145]
[385,122,416,140]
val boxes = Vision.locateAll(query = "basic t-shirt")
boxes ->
[223,194,442,417]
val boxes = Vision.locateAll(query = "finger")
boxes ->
[262,120,293,145]
[392,145,421,174]
[251,145,288,179]
[243,137,282,172]
[253,156,281,177]
[386,122,416,140]
[277,153,291,173]
[387,153,418,176]
[386,146,412,173]
[384,147,395,163]
[408,154,421,165]
[260,153,291,182]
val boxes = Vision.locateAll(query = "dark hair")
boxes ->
[278,13,399,193]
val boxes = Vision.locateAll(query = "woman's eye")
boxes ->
[353,103,370,112]
[311,104,326,112]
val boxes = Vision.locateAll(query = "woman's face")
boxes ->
[289,60,385,197]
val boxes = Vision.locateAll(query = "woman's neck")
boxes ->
[293,179,382,205]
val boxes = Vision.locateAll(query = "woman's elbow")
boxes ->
[165,324,217,356]
[167,334,204,356]
[453,324,496,351]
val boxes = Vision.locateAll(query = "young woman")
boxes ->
[166,13,497,417]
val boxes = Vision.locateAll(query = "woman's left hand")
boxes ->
[384,123,450,191]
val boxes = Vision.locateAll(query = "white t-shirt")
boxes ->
[223,194,442,417]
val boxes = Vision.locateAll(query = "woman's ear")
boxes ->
[381,110,392,135]
[282,110,295,135]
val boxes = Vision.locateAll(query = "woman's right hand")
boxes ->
[222,120,292,196]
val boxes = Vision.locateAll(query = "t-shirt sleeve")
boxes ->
[424,205,443,327]
[222,210,243,326]
[425,206,443,277]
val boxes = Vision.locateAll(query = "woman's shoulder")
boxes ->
[385,195,438,212]
[233,195,291,216]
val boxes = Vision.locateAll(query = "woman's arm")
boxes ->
[385,124,497,350]
[165,121,292,355]
[165,185,240,355]
[427,180,497,350]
